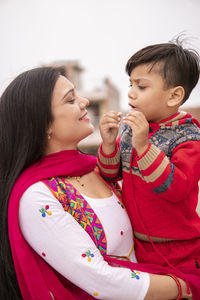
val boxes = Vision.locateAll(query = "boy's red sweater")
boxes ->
[97,112,200,241]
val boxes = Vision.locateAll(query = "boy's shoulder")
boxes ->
[154,119,200,156]
[171,120,200,143]
[120,116,200,158]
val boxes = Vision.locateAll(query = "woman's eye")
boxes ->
[129,84,132,88]
[66,98,75,104]
[138,85,146,90]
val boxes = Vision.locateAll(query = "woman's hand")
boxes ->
[145,274,192,300]
[99,111,122,155]
[123,110,149,156]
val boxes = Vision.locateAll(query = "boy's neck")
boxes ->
[149,111,184,125]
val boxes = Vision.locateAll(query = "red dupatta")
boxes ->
[8,150,97,300]
[8,149,199,299]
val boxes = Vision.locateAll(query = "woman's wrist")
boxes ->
[167,274,182,300]
[145,274,180,300]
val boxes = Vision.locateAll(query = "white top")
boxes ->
[19,181,150,300]
[81,192,136,261]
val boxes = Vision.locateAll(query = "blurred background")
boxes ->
[0,0,200,155]
[1,0,200,213]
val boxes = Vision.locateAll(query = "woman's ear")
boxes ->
[167,86,185,107]
[47,128,52,140]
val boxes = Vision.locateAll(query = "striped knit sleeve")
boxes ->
[137,143,173,190]
[136,141,200,202]
[97,143,122,182]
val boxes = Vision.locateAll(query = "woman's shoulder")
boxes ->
[20,181,58,209]
[22,181,52,197]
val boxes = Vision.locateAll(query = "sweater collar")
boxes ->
[149,111,200,128]
[157,111,187,125]
[148,111,200,135]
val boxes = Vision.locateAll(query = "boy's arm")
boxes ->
[123,110,200,203]
[97,111,122,181]
[137,140,200,203]
[97,139,122,182]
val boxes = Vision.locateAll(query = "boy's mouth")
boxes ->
[128,103,136,109]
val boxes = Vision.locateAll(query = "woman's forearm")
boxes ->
[145,274,191,300]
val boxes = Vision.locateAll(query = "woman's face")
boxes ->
[46,75,94,154]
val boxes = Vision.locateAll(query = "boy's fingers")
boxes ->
[123,120,135,128]
[123,116,141,124]
[103,111,122,120]
[126,110,146,121]
[102,115,121,125]
[117,112,123,117]
[102,122,120,129]
[124,112,148,125]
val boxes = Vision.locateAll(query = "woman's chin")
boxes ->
[80,125,95,141]
[90,123,95,132]
[86,125,95,137]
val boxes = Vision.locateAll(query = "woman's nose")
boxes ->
[79,97,89,109]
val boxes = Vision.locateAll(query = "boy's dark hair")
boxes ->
[125,40,200,103]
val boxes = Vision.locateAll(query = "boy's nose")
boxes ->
[128,89,137,100]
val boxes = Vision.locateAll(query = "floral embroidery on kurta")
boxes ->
[131,270,140,280]
[82,250,95,262]
[39,205,52,217]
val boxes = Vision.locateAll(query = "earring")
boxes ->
[47,133,51,140]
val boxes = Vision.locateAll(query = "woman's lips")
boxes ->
[79,112,90,121]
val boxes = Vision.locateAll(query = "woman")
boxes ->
[0,67,191,300]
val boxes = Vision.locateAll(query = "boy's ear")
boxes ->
[167,86,185,107]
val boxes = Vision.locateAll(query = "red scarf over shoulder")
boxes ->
[8,149,199,299]
[8,150,97,300]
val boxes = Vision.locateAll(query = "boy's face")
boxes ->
[128,64,173,123]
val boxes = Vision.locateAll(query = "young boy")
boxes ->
[97,41,200,297]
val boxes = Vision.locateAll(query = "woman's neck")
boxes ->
[44,141,77,156]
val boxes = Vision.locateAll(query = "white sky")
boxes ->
[0,0,200,110]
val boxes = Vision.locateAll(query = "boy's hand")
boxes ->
[100,111,122,155]
[123,110,149,156]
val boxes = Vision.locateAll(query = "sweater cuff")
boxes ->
[98,143,120,165]
[137,143,161,171]
[136,143,151,160]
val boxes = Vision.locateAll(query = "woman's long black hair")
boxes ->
[0,67,60,299]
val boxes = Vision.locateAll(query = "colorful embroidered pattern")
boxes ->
[131,270,140,280]
[112,183,122,198]
[42,176,116,256]
[82,250,94,262]
[93,291,98,297]
[117,200,124,209]
[39,205,52,217]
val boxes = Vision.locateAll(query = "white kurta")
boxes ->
[19,181,150,300]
